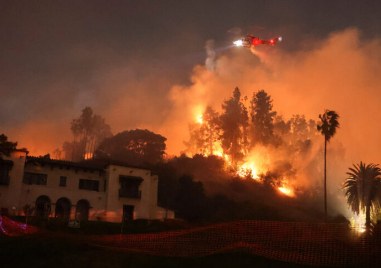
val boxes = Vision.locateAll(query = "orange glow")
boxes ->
[84,152,94,160]
[235,147,271,180]
[237,162,260,180]
[350,211,366,234]
[277,178,296,197]
[213,147,230,162]
[196,114,203,124]
[277,186,295,197]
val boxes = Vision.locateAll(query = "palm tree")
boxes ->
[344,162,381,230]
[317,110,339,219]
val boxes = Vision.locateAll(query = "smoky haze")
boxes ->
[164,28,381,165]
[3,28,381,167]
[159,28,381,216]
[2,2,381,217]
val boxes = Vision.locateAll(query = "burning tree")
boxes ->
[220,87,249,165]
[183,87,327,202]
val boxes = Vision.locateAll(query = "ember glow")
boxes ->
[350,211,366,234]
[277,184,296,198]
[237,162,260,180]
[196,114,203,124]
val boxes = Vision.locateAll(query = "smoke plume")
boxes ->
[159,28,381,215]
[3,28,381,216]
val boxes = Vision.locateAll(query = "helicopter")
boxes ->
[233,34,282,48]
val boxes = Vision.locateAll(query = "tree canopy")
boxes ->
[317,110,340,142]
[220,87,249,164]
[344,162,381,229]
[250,89,276,146]
[0,134,18,156]
[95,129,167,166]
[63,107,112,161]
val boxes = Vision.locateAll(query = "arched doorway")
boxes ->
[35,195,51,218]
[76,199,90,221]
[55,197,71,220]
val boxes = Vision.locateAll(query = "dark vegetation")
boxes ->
[154,155,339,223]
[0,134,26,156]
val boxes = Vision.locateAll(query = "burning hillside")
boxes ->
[181,86,320,201]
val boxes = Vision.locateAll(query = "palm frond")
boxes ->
[343,162,381,217]
[317,110,339,142]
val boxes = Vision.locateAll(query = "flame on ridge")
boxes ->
[237,162,260,180]
[188,115,297,198]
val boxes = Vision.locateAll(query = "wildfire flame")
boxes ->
[237,162,259,180]
[350,211,366,234]
[277,185,295,197]
[189,111,298,197]
[196,114,203,124]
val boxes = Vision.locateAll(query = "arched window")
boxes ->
[55,197,71,220]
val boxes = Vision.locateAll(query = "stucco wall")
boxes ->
[0,156,173,222]
[0,151,27,213]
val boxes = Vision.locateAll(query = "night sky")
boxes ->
[1,0,381,157]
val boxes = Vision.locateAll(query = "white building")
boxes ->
[0,151,174,222]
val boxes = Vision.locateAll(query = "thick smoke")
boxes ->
[163,29,381,163]
[160,28,381,216]
[3,28,381,216]
[205,39,216,71]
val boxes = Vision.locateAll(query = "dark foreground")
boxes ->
[1,218,381,267]
[0,235,311,268]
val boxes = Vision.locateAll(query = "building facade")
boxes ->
[0,151,174,222]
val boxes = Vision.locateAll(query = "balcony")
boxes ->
[119,188,141,199]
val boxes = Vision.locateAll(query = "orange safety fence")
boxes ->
[1,216,380,266]
[0,215,39,236]
[90,220,381,267]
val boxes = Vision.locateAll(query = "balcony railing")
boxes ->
[119,189,141,199]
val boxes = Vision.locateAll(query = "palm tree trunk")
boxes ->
[324,138,327,221]
[365,204,371,231]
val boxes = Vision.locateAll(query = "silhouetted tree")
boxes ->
[288,115,316,154]
[0,134,17,156]
[186,106,221,155]
[344,162,381,230]
[155,162,179,215]
[317,110,339,219]
[52,148,62,160]
[174,175,207,221]
[250,90,276,146]
[64,107,112,161]
[220,87,249,164]
[95,129,166,165]
[272,115,290,146]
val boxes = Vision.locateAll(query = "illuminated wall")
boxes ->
[0,154,174,222]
